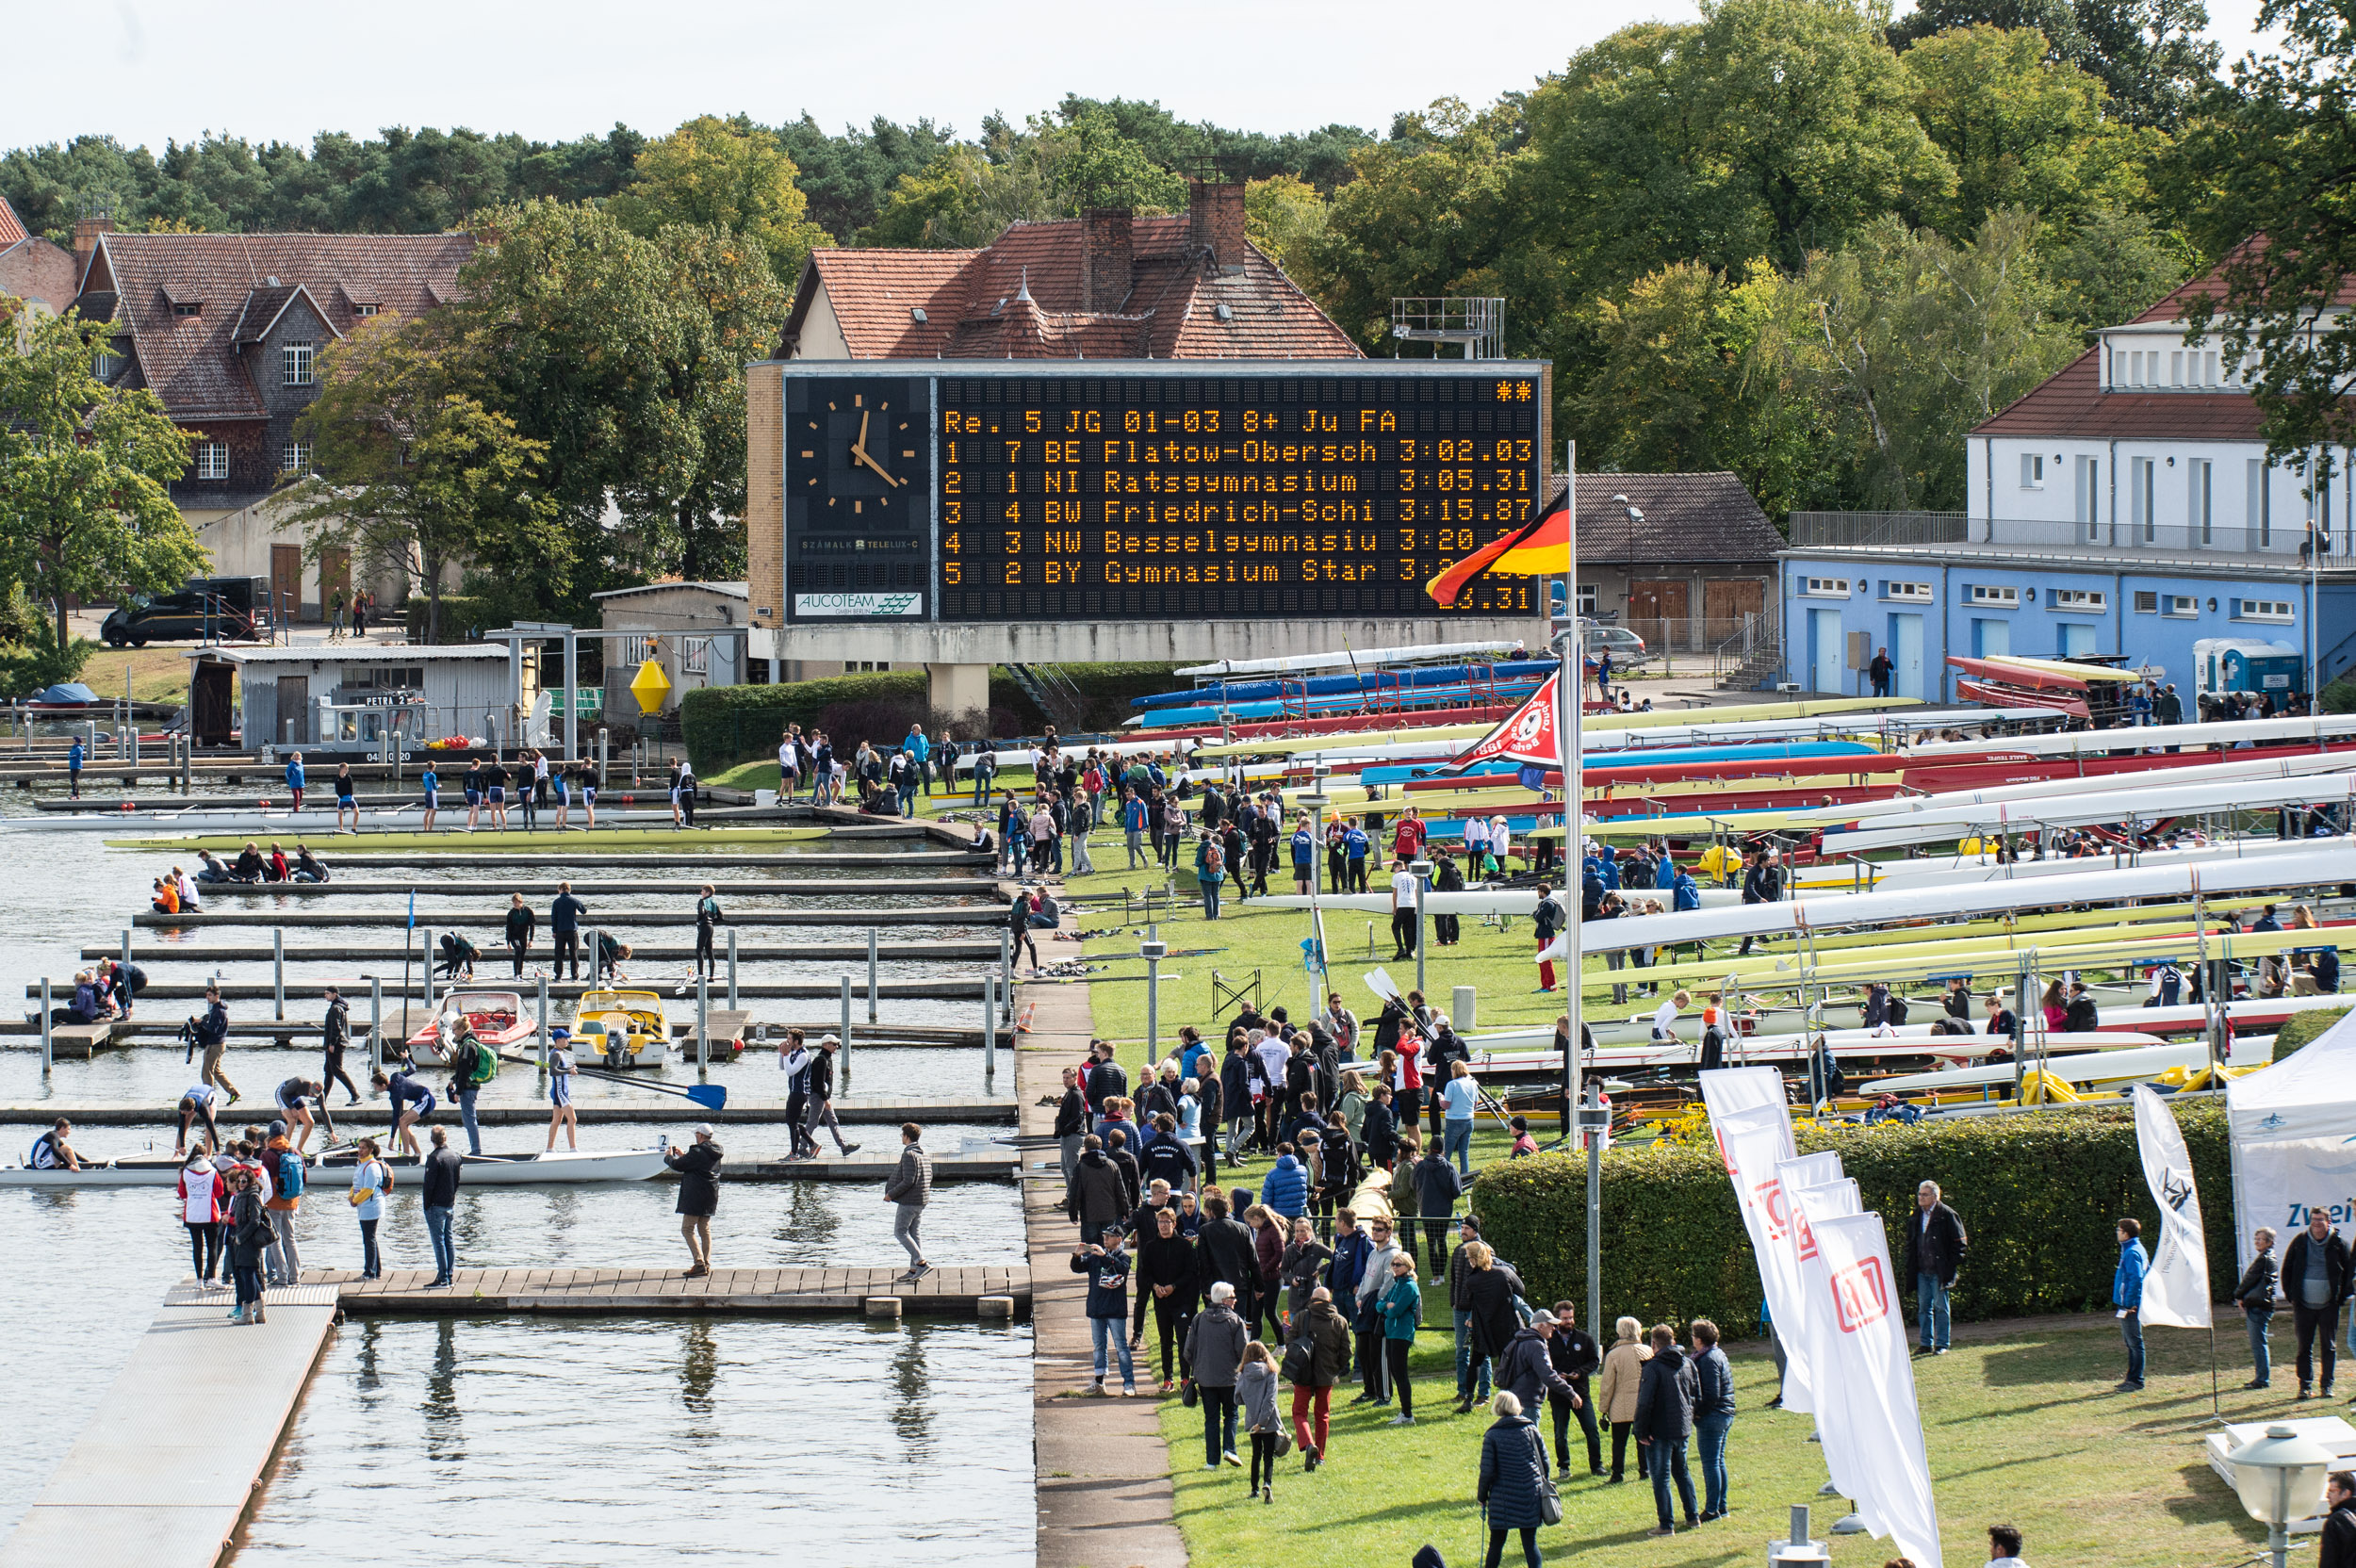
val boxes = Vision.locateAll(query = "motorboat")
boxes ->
[575,988,670,1070]
[406,990,534,1067]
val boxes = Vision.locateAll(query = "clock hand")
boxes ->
[856,446,903,486]
[851,410,871,460]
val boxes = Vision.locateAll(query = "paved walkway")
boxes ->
[1020,911,1190,1568]
[0,1282,340,1568]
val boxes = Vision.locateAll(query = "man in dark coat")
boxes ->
[1194,1193,1261,1336]
[1546,1300,1606,1476]
[664,1125,724,1279]
[1065,1135,1128,1245]
[2283,1207,2354,1397]
[1905,1179,1969,1355]
[1631,1324,1700,1535]
[1362,1084,1399,1170]
[1462,1246,1527,1411]
[2317,1472,2355,1568]
[1497,1311,1577,1416]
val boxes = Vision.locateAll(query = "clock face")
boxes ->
[790,379,932,527]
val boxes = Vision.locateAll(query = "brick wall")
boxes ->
[745,364,782,627]
[1082,208,1133,311]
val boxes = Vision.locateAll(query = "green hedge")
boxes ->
[1473,1102,2234,1337]
[2271,1004,2348,1061]
[680,672,929,772]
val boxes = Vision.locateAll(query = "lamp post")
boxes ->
[1562,441,1595,1334]
[2225,1423,2334,1568]
[1301,778,1333,999]
[1140,926,1168,1067]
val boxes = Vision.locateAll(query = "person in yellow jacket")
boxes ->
[1596,1315,1654,1482]
[1697,842,1742,888]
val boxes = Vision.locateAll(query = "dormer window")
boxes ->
[352,303,379,318]
[173,302,202,318]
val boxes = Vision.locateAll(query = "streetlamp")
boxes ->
[1410,857,1434,997]
[1140,926,1168,1067]
[2224,1423,2334,1568]
[1301,776,1333,1000]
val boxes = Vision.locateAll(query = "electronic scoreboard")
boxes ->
[778,361,1549,626]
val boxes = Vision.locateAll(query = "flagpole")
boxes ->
[1559,440,1596,1338]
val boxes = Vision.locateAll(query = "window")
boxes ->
[2162,594,2199,618]
[281,441,312,475]
[1969,584,2020,607]
[193,443,229,480]
[1801,577,1850,597]
[1575,584,1599,615]
[843,660,886,673]
[91,348,123,382]
[1885,580,1934,602]
[2235,598,2295,623]
[283,341,315,386]
[2249,459,2273,548]
[173,302,202,318]
[2019,452,2044,488]
[621,636,652,664]
[2309,482,2333,556]
[682,637,711,676]
[352,303,379,318]
[2051,588,2106,612]
[2075,455,2101,540]
[2170,351,2184,386]
[2189,459,2213,546]
[2130,457,2155,542]
[2134,591,2159,613]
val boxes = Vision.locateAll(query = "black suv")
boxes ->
[101,579,262,646]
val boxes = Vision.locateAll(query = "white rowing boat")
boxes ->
[1863,1035,2278,1094]
[0,1145,669,1187]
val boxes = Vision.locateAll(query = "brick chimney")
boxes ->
[73,206,114,272]
[1082,207,1134,312]
[1187,180,1247,275]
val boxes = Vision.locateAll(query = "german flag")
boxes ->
[1422,491,1571,606]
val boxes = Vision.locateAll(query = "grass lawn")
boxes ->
[1151,1320,2275,1568]
[109,825,829,853]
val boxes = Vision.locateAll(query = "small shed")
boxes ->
[188,645,515,752]
[593,580,751,713]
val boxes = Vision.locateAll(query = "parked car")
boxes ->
[101,578,263,646]
[1582,623,1650,663]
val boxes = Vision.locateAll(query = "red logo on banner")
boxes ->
[1714,1128,1736,1176]
[1832,1258,1891,1333]
[1792,1207,1820,1262]
[1753,1180,1790,1240]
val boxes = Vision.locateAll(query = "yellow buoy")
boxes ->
[629,658,672,715]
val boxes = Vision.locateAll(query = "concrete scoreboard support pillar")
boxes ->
[926,662,990,720]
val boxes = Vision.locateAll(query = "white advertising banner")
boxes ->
[1699,1067,1791,1132]
[1810,1211,1945,1568]
[792,592,924,618]
[1719,1103,1813,1416]
[2131,1086,2214,1329]
[1781,1167,1864,1499]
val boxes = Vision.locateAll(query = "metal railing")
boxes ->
[1789,511,1968,548]
[1711,612,1782,685]
[1623,612,1779,657]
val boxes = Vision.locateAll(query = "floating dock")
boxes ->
[133,907,1002,928]
[27,978,991,1002]
[0,1097,1015,1126]
[190,875,990,898]
[330,1264,1030,1315]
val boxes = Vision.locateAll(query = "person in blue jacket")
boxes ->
[1290,819,1317,893]
[1671,865,1701,911]
[2114,1217,2150,1390]
[284,750,305,812]
[67,735,85,799]
[1260,1144,1310,1219]
[1344,823,1371,892]
[901,725,932,795]
[1072,1224,1137,1396]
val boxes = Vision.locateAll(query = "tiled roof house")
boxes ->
[778,181,1360,362]
[0,197,81,329]
[64,218,473,617]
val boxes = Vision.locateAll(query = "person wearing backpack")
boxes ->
[260,1122,307,1286]
[443,1019,495,1155]
[1196,833,1228,920]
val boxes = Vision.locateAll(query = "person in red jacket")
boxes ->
[176,1149,227,1283]
[1392,808,1427,862]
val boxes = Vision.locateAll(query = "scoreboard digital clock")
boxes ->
[776,361,1550,626]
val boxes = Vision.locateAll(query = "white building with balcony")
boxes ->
[1777,268,2356,702]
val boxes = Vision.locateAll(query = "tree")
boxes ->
[2168,0,2356,483]
[859,108,1186,249]
[2041,203,2189,335]
[1890,0,2223,128]
[1777,206,2077,507]
[609,115,831,286]
[1902,24,2162,235]
[280,315,559,644]
[773,114,957,239]
[1243,174,1329,277]
[1568,261,1842,517]
[0,308,203,665]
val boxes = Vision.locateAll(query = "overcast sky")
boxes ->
[2,0,2282,153]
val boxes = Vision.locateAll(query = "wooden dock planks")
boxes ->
[328,1264,1028,1315]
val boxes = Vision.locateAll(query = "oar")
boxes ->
[494,1047,726,1110]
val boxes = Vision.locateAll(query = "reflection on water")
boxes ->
[233,1316,1034,1565]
